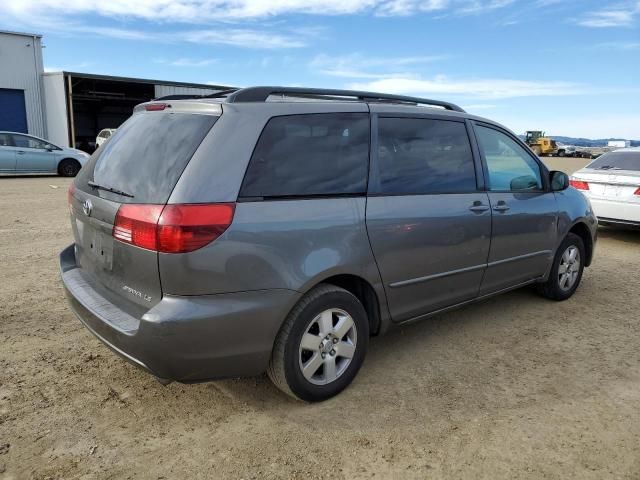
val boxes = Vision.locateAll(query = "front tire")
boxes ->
[537,233,585,301]
[58,159,81,177]
[267,284,369,402]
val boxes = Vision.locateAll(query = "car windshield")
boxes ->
[587,152,640,171]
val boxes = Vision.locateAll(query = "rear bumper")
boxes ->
[60,244,300,382]
[589,197,640,225]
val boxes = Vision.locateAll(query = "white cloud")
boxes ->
[577,2,640,28]
[595,41,640,50]
[347,76,589,100]
[155,58,218,67]
[4,0,519,22]
[310,53,448,78]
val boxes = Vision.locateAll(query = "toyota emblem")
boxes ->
[82,199,93,217]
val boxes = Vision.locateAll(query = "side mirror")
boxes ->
[550,170,569,191]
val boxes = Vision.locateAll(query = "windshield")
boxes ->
[587,151,640,171]
[77,112,218,204]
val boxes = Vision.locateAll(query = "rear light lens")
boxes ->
[113,203,235,253]
[113,204,164,250]
[569,179,590,190]
[144,103,168,111]
[67,183,76,211]
[634,187,640,196]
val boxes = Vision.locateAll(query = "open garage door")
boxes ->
[67,75,155,153]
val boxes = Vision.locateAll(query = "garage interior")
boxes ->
[64,72,230,152]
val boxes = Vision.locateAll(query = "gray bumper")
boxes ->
[59,244,300,382]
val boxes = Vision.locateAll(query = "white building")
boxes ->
[0,30,232,150]
[0,30,46,138]
[608,140,631,149]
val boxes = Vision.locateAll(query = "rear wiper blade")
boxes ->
[596,165,621,170]
[87,180,135,198]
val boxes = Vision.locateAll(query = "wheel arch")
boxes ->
[568,221,594,267]
[302,274,384,336]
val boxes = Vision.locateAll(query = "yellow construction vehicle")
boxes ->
[525,130,558,156]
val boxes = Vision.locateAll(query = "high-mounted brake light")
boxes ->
[113,203,235,253]
[569,179,589,191]
[144,103,169,111]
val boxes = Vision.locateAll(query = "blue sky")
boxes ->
[4,0,639,138]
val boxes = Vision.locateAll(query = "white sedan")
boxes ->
[570,147,640,227]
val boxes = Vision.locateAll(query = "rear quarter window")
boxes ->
[239,113,370,198]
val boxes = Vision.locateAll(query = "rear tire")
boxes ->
[267,284,369,402]
[537,233,585,301]
[58,159,81,177]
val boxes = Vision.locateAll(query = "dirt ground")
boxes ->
[1,157,639,479]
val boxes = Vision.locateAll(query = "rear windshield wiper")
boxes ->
[596,165,621,170]
[87,180,135,198]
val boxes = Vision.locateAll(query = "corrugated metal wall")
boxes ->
[154,84,220,98]
[42,73,69,147]
[0,32,46,138]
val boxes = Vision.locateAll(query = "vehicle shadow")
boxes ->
[208,285,563,412]
[597,225,640,244]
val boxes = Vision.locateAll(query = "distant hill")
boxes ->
[518,135,639,147]
[551,136,639,147]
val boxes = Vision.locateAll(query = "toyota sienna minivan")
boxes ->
[60,86,597,401]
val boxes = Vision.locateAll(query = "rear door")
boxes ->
[366,114,491,322]
[472,123,558,295]
[0,133,16,171]
[12,134,56,172]
[70,107,219,315]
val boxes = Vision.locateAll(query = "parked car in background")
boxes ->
[570,147,640,228]
[60,86,597,402]
[0,131,90,176]
[96,128,116,148]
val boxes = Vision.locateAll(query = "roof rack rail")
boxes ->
[154,89,239,102]
[225,86,465,112]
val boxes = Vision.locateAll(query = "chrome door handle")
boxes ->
[469,201,490,213]
[493,202,510,212]
[16,151,25,155]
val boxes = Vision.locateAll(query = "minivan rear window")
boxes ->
[239,113,369,198]
[82,112,217,204]
[587,152,640,171]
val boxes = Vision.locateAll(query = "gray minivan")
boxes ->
[60,87,597,401]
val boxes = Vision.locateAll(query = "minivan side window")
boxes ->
[239,113,369,198]
[475,125,543,191]
[373,117,476,195]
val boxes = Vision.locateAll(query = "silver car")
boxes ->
[0,131,89,176]
[60,87,598,401]
[570,148,640,228]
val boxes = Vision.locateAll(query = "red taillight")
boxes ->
[569,179,590,190]
[112,203,235,253]
[68,183,76,210]
[634,187,640,196]
[144,103,168,111]
[113,204,164,250]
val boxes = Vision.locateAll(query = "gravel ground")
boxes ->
[1,159,639,479]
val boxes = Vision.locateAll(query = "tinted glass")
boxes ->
[240,113,369,198]
[13,134,46,149]
[476,126,543,191]
[0,133,13,147]
[375,118,476,194]
[85,112,217,204]
[587,152,640,171]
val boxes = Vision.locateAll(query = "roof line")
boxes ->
[44,70,233,91]
[0,29,42,38]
